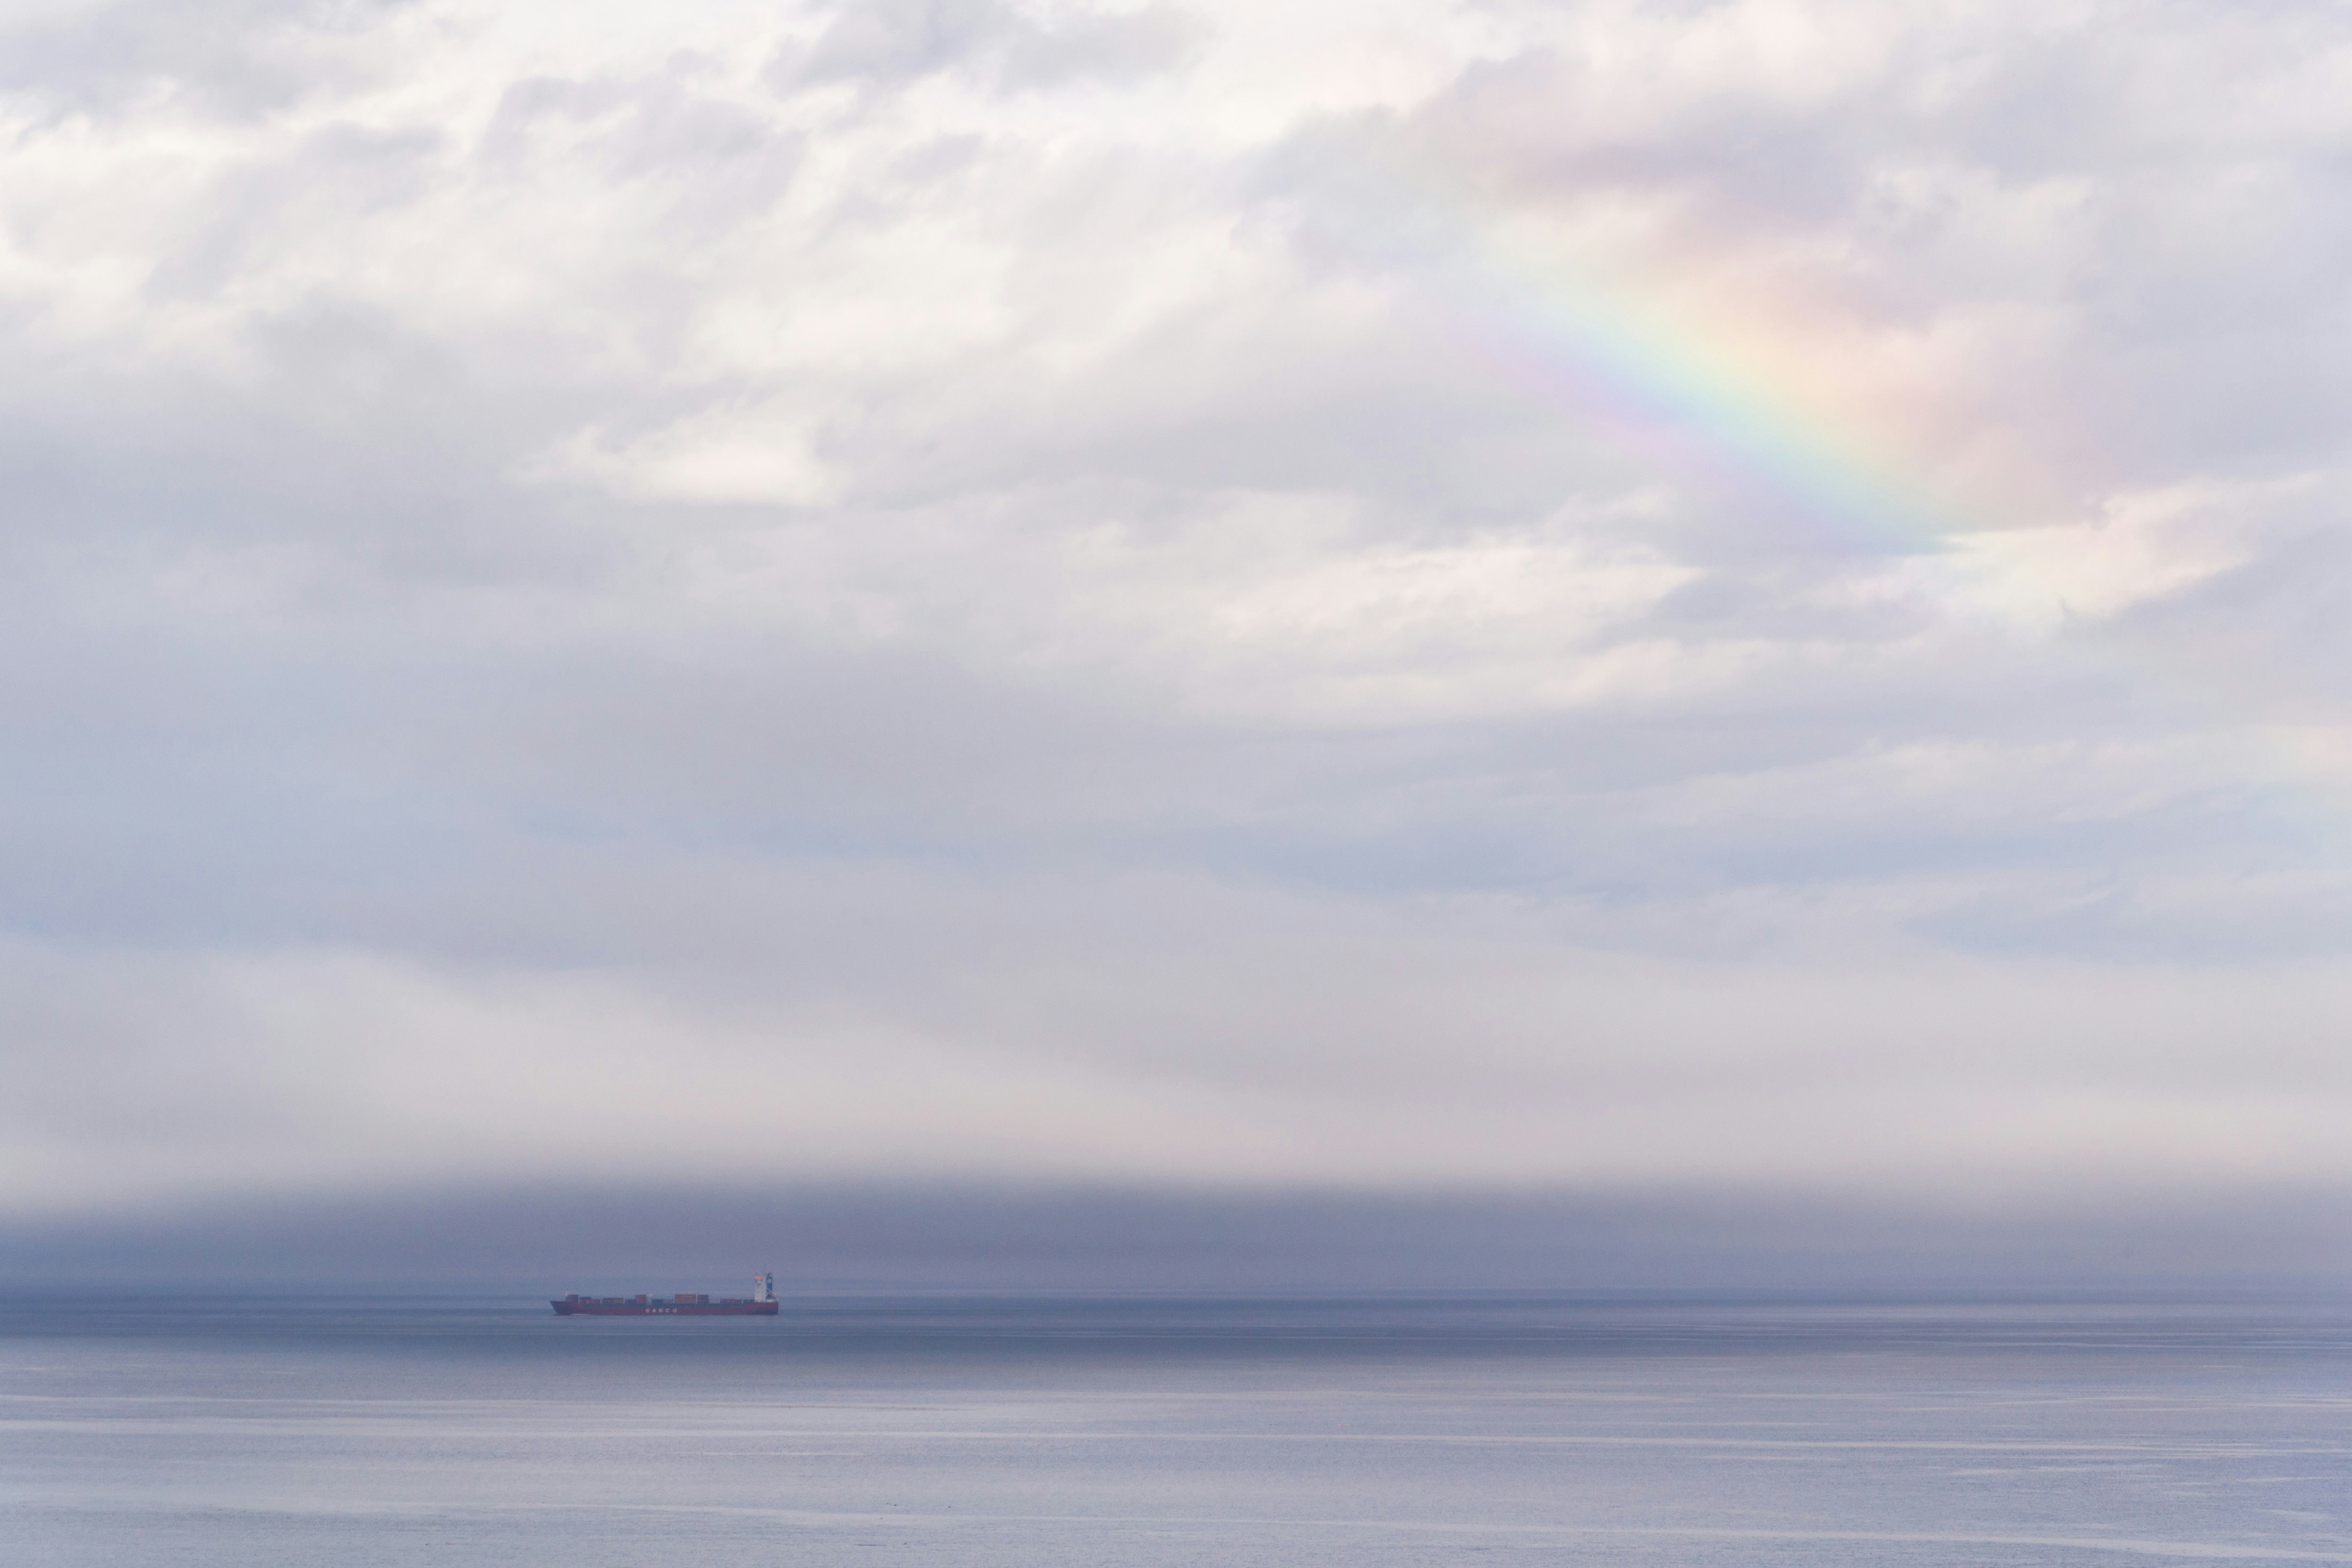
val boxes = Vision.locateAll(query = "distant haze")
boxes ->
[5,0,2352,1272]
[10,1184,2352,1296]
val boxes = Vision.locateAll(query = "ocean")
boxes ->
[4,1293,2348,1564]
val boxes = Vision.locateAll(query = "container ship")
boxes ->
[553,1273,779,1316]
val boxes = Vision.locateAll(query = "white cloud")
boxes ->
[1958,477,2294,625]
[11,893,2352,1214]
[535,406,837,505]
[3,0,2351,1213]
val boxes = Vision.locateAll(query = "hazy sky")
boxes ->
[5,0,2351,1225]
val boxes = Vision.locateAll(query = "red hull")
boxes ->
[552,1300,779,1316]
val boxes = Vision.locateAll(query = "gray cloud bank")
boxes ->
[4,0,2352,1232]
[9,1183,2350,1294]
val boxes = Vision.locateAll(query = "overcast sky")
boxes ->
[4,0,2351,1229]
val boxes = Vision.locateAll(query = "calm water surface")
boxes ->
[4,1294,2349,1564]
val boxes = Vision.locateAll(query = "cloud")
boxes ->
[0,0,410,121]
[2,0,2351,1225]
[786,0,1199,92]
[534,404,837,505]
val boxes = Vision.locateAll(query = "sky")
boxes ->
[4,0,2352,1275]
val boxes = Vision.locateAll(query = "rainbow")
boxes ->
[1344,133,2081,578]
[1358,149,2352,840]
